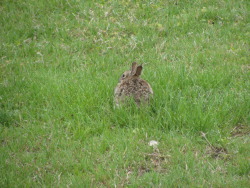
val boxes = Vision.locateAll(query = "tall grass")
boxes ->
[1,0,249,187]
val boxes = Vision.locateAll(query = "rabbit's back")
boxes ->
[115,77,153,105]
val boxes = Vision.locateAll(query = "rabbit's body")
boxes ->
[114,62,153,106]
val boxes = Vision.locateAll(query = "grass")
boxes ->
[1,0,249,187]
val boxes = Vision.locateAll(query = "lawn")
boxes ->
[0,0,249,187]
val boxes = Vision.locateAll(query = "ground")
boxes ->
[0,0,249,187]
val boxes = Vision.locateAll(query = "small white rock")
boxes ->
[148,140,159,147]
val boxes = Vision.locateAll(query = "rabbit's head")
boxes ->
[119,62,142,83]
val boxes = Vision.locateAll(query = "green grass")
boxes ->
[1,0,250,187]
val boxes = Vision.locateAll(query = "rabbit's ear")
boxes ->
[131,62,138,75]
[135,65,143,76]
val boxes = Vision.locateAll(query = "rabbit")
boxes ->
[114,62,153,106]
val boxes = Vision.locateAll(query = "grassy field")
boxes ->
[1,0,249,187]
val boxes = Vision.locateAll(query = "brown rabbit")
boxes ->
[114,62,153,106]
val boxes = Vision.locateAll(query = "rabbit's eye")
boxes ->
[122,74,125,78]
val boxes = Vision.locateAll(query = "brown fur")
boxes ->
[114,62,153,106]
